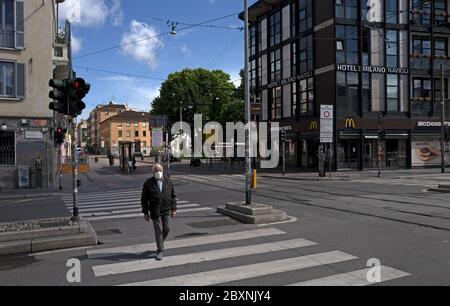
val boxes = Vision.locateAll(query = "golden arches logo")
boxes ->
[309,121,318,131]
[345,118,356,129]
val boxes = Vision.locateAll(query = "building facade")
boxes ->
[77,119,88,149]
[87,102,128,154]
[0,0,59,190]
[99,110,152,157]
[244,0,450,170]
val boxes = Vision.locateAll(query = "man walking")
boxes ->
[141,163,177,261]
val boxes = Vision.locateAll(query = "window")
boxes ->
[250,59,256,89]
[337,72,359,115]
[269,11,281,47]
[291,43,297,76]
[336,0,357,19]
[0,0,16,48]
[413,78,431,98]
[435,0,448,26]
[292,82,297,118]
[270,49,281,82]
[336,25,358,65]
[386,30,398,67]
[142,122,147,127]
[127,122,130,127]
[257,57,262,86]
[362,26,370,65]
[142,141,147,147]
[411,0,431,25]
[250,25,256,56]
[134,122,138,127]
[0,61,24,99]
[299,35,313,73]
[291,2,297,37]
[434,38,448,57]
[271,86,282,120]
[143,130,147,137]
[0,131,14,166]
[299,0,312,32]
[118,130,122,138]
[126,131,130,137]
[387,74,399,112]
[412,36,431,70]
[362,73,370,112]
[386,0,398,24]
[135,131,139,137]
[0,61,14,97]
[299,77,314,115]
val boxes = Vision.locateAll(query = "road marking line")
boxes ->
[92,238,317,277]
[120,251,357,286]
[257,216,298,227]
[287,266,410,286]
[64,199,191,207]
[87,228,286,259]
[76,204,200,214]
[86,207,213,221]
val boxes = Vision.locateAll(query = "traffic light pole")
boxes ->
[71,116,80,221]
[244,0,252,205]
[441,64,446,174]
[378,112,382,178]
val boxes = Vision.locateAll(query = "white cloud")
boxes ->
[59,0,123,28]
[97,75,132,82]
[121,20,164,69]
[71,34,82,54]
[180,44,191,57]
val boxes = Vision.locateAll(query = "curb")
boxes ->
[260,175,352,181]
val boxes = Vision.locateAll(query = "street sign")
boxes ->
[320,105,334,143]
[152,128,164,148]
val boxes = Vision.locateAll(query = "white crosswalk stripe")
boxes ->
[87,227,410,286]
[287,266,410,286]
[61,188,212,221]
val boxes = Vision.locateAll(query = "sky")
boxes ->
[58,0,257,120]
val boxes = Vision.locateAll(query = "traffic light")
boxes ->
[54,127,66,145]
[378,130,387,141]
[48,79,68,114]
[280,130,286,143]
[68,78,90,117]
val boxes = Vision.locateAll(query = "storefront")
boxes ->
[298,134,320,169]
[337,130,409,170]
[411,121,450,168]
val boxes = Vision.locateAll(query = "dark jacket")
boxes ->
[141,177,177,220]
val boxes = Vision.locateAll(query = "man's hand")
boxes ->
[144,215,150,222]
[171,210,177,218]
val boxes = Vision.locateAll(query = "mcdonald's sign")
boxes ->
[309,121,318,131]
[345,118,356,129]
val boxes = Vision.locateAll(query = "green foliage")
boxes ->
[151,68,243,126]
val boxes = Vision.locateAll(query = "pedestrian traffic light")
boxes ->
[68,77,90,117]
[54,127,66,145]
[48,79,68,115]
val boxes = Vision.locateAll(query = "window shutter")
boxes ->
[15,0,25,49]
[16,63,26,99]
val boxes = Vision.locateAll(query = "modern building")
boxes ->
[99,110,152,157]
[87,102,128,153]
[242,0,450,170]
[0,0,60,190]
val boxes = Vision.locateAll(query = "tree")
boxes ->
[151,68,238,127]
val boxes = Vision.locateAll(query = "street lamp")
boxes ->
[1,124,7,131]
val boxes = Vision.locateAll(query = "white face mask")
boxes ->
[154,171,163,180]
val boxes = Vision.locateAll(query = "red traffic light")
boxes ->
[70,78,85,90]
[56,128,63,134]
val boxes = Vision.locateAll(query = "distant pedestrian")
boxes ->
[141,163,177,261]
[132,155,137,171]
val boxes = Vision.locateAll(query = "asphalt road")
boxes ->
[0,159,449,286]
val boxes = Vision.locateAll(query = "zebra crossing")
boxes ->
[86,227,410,286]
[61,188,213,221]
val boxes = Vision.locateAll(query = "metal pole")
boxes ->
[71,116,80,221]
[282,137,286,176]
[166,131,170,177]
[378,112,382,178]
[244,0,252,205]
[441,64,446,173]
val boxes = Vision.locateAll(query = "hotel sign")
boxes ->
[337,64,409,75]
[267,72,314,89]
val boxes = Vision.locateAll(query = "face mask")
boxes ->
[154,171,163,180]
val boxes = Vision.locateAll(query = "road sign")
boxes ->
[152,128,164,148]
[320,105,334,143]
